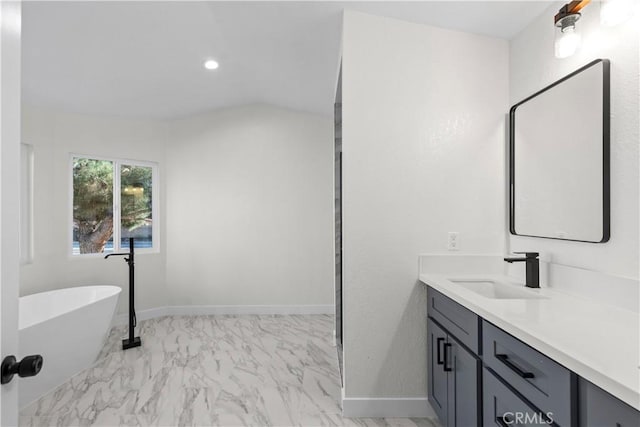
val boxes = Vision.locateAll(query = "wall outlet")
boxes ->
[447,232,460,251]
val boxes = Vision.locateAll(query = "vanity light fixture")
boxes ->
[554,1,590,58]
[204,59,219,70]
[600,0,634,26]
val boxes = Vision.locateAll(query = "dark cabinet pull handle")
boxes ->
[495,353,535,379]
[443,343,452,372]
[436,337,445,365]
[496,416,511,427]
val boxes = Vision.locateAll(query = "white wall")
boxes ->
[509,2,639,280]
[20,106,168,314]
[164,105,334,307]
[341,10,508,401]
[20,104,334,315]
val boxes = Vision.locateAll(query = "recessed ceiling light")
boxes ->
[204,60,219,70]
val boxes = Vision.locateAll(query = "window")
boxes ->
[71,155,158,255]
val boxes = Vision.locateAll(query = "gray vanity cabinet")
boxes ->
[483,321,574,426]
[426,285,640,427]
[483,366,549,427]
[427,318,480,427]
[579,379,640,426]
[427,288,481,427]
[447,336,480,426]
[428,319,449,424]
[428,287,480,354]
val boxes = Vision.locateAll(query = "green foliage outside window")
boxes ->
[73,158,153,254]
[120,164,153,232]
[73,159,114,254]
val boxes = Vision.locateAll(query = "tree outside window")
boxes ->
[72,157,156,255]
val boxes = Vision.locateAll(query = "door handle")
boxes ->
[1,354,43,385]
[495,353,535,379]
[436,337,445,365]
[443,343,452,372]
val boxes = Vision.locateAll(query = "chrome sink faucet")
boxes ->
[504,252,539,288]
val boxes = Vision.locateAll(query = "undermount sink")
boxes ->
[448,279,548,300]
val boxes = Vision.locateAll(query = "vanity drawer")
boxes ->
[427,286,480,354]
[483,367,551,427]
[579,378,640,426]
[483,321,574,426]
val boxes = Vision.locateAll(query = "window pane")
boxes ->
[73,158,114,254]
[120,164,153,249]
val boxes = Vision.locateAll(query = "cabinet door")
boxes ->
[483,367,549,427]
[428,318,449,425]
[579,379,640,426]
[483,321,573,426]
[448,337,480,427]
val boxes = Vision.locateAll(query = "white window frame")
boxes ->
[69,153,160,257]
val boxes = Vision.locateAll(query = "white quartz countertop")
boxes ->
[420,273,640,411]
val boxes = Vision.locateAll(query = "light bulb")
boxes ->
[601,0,634,26]
[204,60,219,70]
[555,26,581,58]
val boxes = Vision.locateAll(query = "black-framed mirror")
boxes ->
[509,59,610,243]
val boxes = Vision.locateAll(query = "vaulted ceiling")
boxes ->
[22,1,552,119]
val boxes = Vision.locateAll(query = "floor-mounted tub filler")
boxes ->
[18,285,121,408]
[105,237,142,350]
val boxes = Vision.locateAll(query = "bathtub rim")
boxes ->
[19,285,122,330]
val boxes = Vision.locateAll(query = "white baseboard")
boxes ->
[113,304,333,325]
[113,306,168,326]
[341,397,436,418]
[168,304,333,316]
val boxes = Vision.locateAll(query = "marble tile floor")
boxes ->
[20,314,441,427]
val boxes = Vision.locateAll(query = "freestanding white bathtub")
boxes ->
[18,285,121,409]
